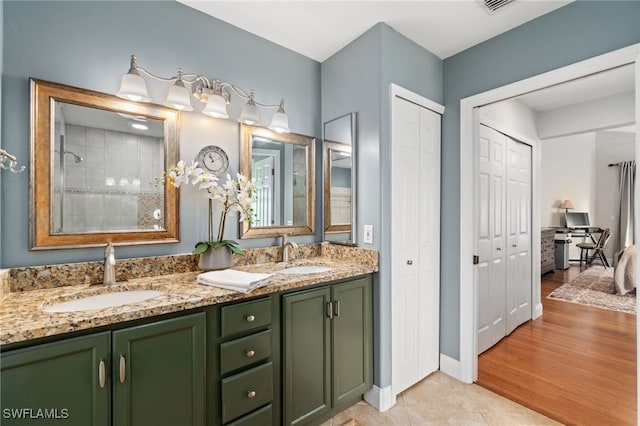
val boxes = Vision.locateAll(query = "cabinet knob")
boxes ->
[512,244,517,248]
[98,360,106,389]
[247,390,256,399]
[245,350,255,358]
[496,247,502,251]
[407,260,413,265]
[246,315,255,322]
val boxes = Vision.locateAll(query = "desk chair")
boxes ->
[577,227,611,268]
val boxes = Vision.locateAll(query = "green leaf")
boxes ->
[193,242,210,255]
[192,239,244,255]
[228,245,244,256]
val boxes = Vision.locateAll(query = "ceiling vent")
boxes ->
[480,0,516,13]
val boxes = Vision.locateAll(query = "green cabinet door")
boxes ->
[112,313,205,426]
[1,332,111,426]
[332,277,373,406]
[282,287,331,426]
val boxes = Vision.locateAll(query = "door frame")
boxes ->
[459,44,640,384]
[252,148,281,226]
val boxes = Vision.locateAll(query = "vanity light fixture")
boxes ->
[116,55,290,133]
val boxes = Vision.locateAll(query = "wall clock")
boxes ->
[195,145,229,178]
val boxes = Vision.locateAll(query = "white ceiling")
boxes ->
[178,0,573,62]
[179,0,635,131]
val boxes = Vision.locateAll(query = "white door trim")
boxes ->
[459,43,640,384]
[391,83,445,115]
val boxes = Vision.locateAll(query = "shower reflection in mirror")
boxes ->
[52,102,164,234]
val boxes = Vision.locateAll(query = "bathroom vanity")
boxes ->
[0,245,376,426]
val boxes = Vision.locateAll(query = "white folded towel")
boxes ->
[197,269,273,294]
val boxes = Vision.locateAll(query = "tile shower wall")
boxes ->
[55,124,164,233]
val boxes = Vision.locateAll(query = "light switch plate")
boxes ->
[363,225,373,244]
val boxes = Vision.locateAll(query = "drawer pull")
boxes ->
[98,360,106,389]
[119,355,126,383]
[246,315,255,322]
[247,390,256,399]
[245,350,255,358]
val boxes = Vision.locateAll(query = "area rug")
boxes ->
[547,265,636,314]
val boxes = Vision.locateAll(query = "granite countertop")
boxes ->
[0,256,377,346]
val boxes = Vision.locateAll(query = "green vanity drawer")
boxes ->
[221,362,273,423]
[221,297,272,337]
[220,329,272,375]
[227,404,272,426]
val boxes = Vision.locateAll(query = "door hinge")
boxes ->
[473,255,479,265]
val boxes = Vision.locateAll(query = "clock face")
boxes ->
[196,145,229,177]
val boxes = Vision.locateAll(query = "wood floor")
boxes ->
[477,265,637,426]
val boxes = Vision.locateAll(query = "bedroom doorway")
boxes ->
[459,43,639,385]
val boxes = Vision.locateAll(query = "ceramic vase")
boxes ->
[198,246,233,271]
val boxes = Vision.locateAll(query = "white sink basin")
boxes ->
[279,265,333,275]
[43,290,164,313]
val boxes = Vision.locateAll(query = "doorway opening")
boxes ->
[459,44,639,383]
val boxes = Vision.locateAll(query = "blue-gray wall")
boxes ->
[322,22,443,388]
[1,1,321,267]
[440,0,640,359]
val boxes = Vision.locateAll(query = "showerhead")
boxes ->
[64,150,83,163]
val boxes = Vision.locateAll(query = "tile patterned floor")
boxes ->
[322,372,561,425]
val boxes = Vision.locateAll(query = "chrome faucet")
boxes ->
[281,234,298,263]
[103,242,116,285]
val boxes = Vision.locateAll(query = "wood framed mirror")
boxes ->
[30,79,180,249]
[239,124,315,239]
[323,112,356,245]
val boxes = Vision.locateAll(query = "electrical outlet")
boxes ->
[363,225,373,244]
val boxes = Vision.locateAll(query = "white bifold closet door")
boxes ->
[391,94,441,395]
[476,124,531,355]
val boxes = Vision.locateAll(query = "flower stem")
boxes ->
[208,198,214,243]
[217,197,228,243]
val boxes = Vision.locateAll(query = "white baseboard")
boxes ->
[364,385,396,412]
[439,353,463,381]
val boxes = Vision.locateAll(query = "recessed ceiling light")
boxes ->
[132,123,148,130]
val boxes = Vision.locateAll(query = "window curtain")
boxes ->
[615,160,635,253]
